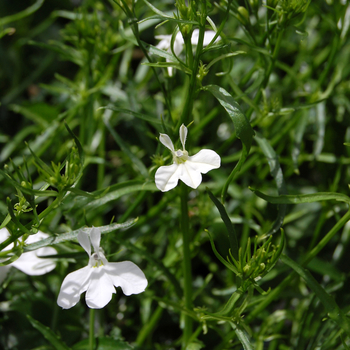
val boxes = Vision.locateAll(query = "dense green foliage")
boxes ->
[1,0,350,349]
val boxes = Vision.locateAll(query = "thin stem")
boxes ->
[180,182,193,348]
[89,308,95,350]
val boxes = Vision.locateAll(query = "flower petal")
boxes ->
[104,261,148,296]
[78,231,91,257]
[179,163,202,189]
[155,164,181,192]
[0,228,13,251]
[85,267,116,309]
[57,266,91,309]
[89,227,101,253]
[188,149,221,173]
[191,29,221,46]
[12,246,57,276]
[179,124,187,150]
[159,133,175,152]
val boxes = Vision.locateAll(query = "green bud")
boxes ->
[249,0,259,10]
[238,6,250,25]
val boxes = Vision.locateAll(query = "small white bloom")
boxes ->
[155,29,221,76]
[57,227,147,309]
[0,228,57,284]
[155,124,221,192]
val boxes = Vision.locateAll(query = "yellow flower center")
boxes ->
[174,150,189,164]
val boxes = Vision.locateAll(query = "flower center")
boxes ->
[91,252,104,268]
[174,149,188,164]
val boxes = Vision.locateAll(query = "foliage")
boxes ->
[1,0,350,349]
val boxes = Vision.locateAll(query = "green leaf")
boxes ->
[27,315,71,350]
[104,117,149,179]
[250,190,350,206]
[206,230,239,275]
[207,188,239,260]
[203,85,254,202]
[281,254,350,335]
[23,220,138,252]
[73,337,133,350]
[0,0,44,26]
[98,106,170,127]
[230,322,254,350]
[254,133,287,236]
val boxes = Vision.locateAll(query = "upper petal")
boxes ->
[104,261,147,296]
[77,231,91,257]
[187,149,221,174]
[89,227,101,253]
[57,266,91,309]
[155,164,181,192]
[179,124,188,150]
[159,133,175,152]
[85,267,116,309]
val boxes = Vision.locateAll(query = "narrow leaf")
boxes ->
[23,220,138,252]
[207,188,239,260]
[203,85,254,202]
[255,133,287,236]
[27,315,71,350]
[250,190,350,206]
[281,254,350,335]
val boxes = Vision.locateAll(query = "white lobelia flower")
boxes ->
[0,228,57,284]
[155,124,221,192]
[155,29,221,76]
[57,227,147,309]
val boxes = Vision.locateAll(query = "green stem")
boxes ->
[177,18,206,129]
[89,308,95,350]
[246,27,285,120]
[180,182,193,348]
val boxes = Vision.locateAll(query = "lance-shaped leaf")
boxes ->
[249,190,350,206]
[281,254,350,336]
[207,188,239,260]
[254,133,287,236]
[27,315,71,350]
[23,220,137,252]
[203,85,254,202]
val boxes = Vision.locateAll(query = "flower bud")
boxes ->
[238,6,250,25]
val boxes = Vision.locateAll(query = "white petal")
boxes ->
[0,228,13,251]
[104,261,147,296]
[191,29,221,46]
[155,35,171,50]
[90,227,101,253]
[179,124,188,150]
[12,246,57,276]
[187,149,221,173]
[57,266,91,309]
[85,267,116,309]
[25,231,49,243]
[173,32,184,55]
[159,133,175,152]
[78,231,91,256]
[179,163,202,189]
[155,164,181,192]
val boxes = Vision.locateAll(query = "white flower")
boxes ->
[155,29,221,76]
[155,124,221,192]
[57,227,147,309]
[0,228,57,284]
